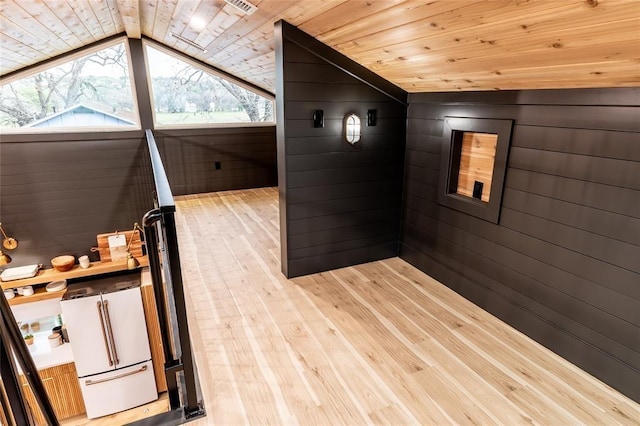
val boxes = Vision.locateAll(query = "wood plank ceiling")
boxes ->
[1,0,639,93]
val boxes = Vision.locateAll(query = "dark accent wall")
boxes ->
[0,131,154,266]
[0,126,277,267]
[275,21,407,278]
[401,87,640,402]
[153,127,277,196]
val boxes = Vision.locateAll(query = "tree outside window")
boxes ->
[0,42,138,129]
[0,40,273,131]
[145,45,273,126]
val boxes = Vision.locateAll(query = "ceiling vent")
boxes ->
[224,0,258,15]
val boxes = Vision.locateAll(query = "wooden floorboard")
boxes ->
[173,187,640,425]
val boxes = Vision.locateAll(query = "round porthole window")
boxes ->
[344,113,361,144]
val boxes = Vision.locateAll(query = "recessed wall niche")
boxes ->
[455,131,497,202]
[438,116,513,224]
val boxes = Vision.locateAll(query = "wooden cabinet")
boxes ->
[1,402,8,425]
[141,282,167,393]
[19,363,85,424]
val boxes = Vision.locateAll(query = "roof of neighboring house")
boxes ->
[25,104,136,128]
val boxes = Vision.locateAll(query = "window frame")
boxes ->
[437,116,513,224]
[0,36,141,134]
[142,39,275,129]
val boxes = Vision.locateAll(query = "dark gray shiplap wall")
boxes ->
[0,127,277,267]
[401,88,640,401]
[276,21,407,278]
[154,127,276,196]
[0,131,154,266]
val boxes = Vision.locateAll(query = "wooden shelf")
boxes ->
[8,288,67,306]
[3,256,149,306]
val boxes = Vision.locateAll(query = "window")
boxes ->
[0,40,138,131]
[438,117,513,223]
[145,44,274,127]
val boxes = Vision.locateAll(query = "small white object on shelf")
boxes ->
[0,264,41,281]
[48,333,62,348]
[79,255,90,269]
[46,280,67,292]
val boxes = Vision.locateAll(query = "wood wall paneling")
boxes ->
[276,20,407,278]
[456,132,497,202]
[0,133,154,266]
[401,209,639,355]
[0,126,277,269]
[154,127,277,196]
[401,88,640,402]
[508,147,640,190]
[506,168,640,219]
[138,126,277,195]
[399,241,640,403]
[409,103,640,132]
[405,87,640,106]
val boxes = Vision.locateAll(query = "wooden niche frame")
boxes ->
[437,116,513,224]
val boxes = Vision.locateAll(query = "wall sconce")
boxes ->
[313,109,324,128]
[367,109,377,126]
[0,223,18,266]
[344,113,361,145]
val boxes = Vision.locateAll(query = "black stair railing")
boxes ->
[129,129,205,425]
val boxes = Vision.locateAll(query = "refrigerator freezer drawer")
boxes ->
[79,360,157,419]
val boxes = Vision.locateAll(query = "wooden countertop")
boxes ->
[3,256,149,306]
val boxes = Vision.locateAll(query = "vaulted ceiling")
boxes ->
[1,0,639,93]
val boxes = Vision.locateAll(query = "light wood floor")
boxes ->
[59,394,168,426]
[172,187,640,425]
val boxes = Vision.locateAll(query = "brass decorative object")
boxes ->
[0,250,10,266]
[126,223,142,270]
[0,223,18,250]
[0,223,17,265]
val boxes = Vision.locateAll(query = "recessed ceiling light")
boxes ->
[190,16,207,31]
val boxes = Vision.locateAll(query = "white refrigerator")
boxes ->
[61,280,157,419]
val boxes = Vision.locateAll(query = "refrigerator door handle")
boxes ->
[97,301,114,366]
[84,365,148,386]
[103,300,120,366]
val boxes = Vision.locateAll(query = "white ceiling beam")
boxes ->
[116,0,142,39]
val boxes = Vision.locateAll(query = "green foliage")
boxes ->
[0,42,275,129]
[0,43,135,128]
[146,45,273,125]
